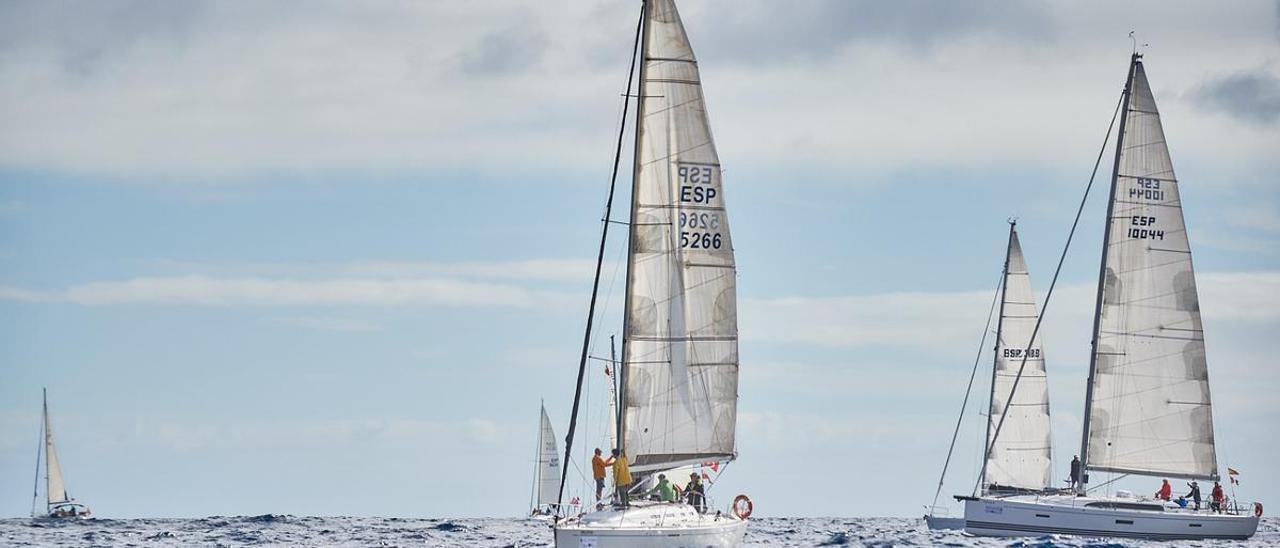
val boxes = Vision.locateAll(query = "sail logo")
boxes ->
[677,163,717,204]
[1002,348,1041,359]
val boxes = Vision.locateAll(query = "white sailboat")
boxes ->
[553,0,749,545]
[926,221,1054,530]
[962,53,1261,540]
[531,403,564,517]
[32,389,92,520]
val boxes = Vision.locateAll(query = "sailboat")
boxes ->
[32,389,92,520]
[961,53,1261,540]
[531,403,563,517]
[925,221,1054,530]
[553,0,749,545]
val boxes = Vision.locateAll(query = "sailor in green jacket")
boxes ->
[646,473,678,503]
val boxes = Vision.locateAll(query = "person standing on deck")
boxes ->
[685,473,706,513]
[1156,479,1172,501]
[1186,481,1202,510]
[591,448,614,502]
[1211,482,1225,513]
[611,449,632,507]
[1069,455,1081,489]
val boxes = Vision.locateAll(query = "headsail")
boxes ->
[984,227,1053,491]
[44,397,70,505]
[537,405,562,507]
[1085,58,1218,480]
[622,0,738,472]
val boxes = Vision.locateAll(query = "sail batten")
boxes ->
[622,0,738,467]
[984,228,1054,491]
[1084,59,1219,480]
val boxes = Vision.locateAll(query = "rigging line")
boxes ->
[980,89,1127,494]
[31,397,44,518]
[557,1,644,514]
[929,265,1004,512]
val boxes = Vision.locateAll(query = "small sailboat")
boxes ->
[961,53,1261,540]
[530,403,563,517]
[32,389,92,520]
[926,221,1054,529]
[553,0,749,545]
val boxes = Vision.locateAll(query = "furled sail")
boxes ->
[623,0,738,472]
[537,405,562,507]
[985,227,1053,491]
[44,402,69,505]
[1086,59,1218,480]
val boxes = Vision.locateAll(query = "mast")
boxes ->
[31,389,45,517]
[978,220,1016,493]
[609,335,620,450]
[617,0,652,459]
[555,0,645,510]
[43,388,51,512]
[1078,52,1140,493]
[530,401,542,513]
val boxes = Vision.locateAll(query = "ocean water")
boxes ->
[1,516,1276,547]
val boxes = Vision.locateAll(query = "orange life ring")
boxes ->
[732,494,753,519]
[1255,502,1263,518]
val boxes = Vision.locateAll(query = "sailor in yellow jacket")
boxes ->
[611,449,632,507]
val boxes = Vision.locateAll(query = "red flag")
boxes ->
[570,496,580,505]
[704,460,719,472]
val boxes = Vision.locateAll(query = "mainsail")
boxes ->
[1085,57,1218,480]
[44,396,70,505]
[537,405,562,507]
[984,226,1053,491]
[622,0,738,472]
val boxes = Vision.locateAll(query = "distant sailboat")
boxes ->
[530,403,563,517]
[553,0,749,545]
[32,389,91,519]
[961,53,1261,540]
[926,221,1054,530]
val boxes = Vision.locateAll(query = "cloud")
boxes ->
[0,276,552,307]
[0,1,1276,180]
[1192,69,1280,125]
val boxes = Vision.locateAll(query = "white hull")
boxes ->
[964,495,1259,540]
[923,515,964,530]
[554,502,746,548]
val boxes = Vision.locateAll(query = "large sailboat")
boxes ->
[926,221,1054,529]
[553,0,748,545]
[32,389,92,520]
[961,53,1261,540]
[530,403,563,517]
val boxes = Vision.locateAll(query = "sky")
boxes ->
[1,0,1278,519]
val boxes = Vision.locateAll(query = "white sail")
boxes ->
[985,228,1053,491]
[623,0,738,472]
[1086,59,1218,480]
[537,406,562,507]
[44,401,70,505]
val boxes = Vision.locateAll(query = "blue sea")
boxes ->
[1,516,1276,547]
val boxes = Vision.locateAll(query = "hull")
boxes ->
[554,502,746,548]
[923,515,964,530]
[964,495,1259,540]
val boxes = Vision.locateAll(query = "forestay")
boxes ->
[623,0,738,472]
[538,406,562,507]
[986,228,1053,490]
[1086,60,1218,480]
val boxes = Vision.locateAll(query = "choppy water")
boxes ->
[1,516,1276,547]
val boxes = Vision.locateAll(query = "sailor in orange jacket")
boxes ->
[591,448,615,501]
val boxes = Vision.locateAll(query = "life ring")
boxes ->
[1255,502,1263,518]
[732,494,753,519]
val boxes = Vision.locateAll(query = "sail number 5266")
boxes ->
[681,231,722,249]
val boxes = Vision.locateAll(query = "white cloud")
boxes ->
[0,1,1276,180]
[263,315,381,332]
[0,275,551,307]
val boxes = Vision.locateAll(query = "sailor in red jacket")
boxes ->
[1156,479,1172,501]
[1211,481,1226,513]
